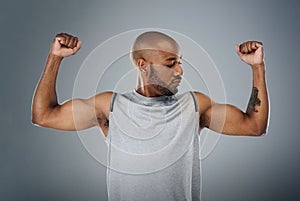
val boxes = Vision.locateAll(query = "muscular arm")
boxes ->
[197,41,269,136]
[32,33,112,132]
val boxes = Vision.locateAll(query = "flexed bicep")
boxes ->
[32,92,113,131]
[203,103,259,136]
[194,91,265,136]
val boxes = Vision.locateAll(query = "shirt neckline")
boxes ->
[133,89,176,103]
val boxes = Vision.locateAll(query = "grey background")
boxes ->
[1,0,299,201]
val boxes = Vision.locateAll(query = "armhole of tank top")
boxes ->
[109,92,118,113]
[189,91,199,113]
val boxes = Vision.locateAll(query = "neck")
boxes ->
[136,85,164,97]
[136,77,175,97]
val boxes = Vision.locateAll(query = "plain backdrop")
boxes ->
[1,0,300,201]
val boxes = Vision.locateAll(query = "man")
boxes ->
[32,31,269,201]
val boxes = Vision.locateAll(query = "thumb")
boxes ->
[55,36,65,45]
[52,37,63,49]
[235,44,239,52]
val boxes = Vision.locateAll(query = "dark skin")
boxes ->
[32,33,269,137]
[247,87,261,113]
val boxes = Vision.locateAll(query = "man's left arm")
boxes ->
[197,41,269,136]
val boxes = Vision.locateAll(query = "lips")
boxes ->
[171,78,181,86]
[172,77,182,83]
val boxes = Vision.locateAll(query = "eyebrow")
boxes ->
[165,55,182,61]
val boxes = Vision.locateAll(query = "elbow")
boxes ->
[31,111,48,127]
[243,116,268,136]
[31,113,44,126]
[249,125,267,136]
[32,104,61,128]
[252,129,266,136]
[31,103,44,126]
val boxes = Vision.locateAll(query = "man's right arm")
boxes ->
[32,33,111,131]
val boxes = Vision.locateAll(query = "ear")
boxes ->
[137,58,147,72]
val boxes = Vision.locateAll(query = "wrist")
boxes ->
[251,62,265,71]
[48,52,64,62]
[250,62,265,70]
[251,63,266,80]
[45,53,64,72]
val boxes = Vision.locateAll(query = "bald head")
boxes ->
[131,31,180,65]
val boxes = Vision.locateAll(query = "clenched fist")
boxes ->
[235,41,264,69]
[50,33,81,58]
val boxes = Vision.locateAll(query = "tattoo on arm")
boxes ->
[247,87,261,113]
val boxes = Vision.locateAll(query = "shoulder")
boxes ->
[94,91,114,100]
[93,91,114,119]
[192,91,213,115]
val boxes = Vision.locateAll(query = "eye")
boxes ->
[166,63,175,68]
[166,60,182,68]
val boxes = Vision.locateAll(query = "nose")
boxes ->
[174,63,183,76]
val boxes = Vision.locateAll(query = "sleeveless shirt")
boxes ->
[106,90,201,201]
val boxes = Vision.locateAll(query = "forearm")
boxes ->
[245,63,269,134]
[204,41,269,136]
[32,53,63,123]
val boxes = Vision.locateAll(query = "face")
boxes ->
[146,49,183,96]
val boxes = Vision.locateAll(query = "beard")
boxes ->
[148,65,178,96]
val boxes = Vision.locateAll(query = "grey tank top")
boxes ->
[106,90,201,201]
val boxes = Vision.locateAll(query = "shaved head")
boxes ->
[131,31,180,65]
[131,31,183,97]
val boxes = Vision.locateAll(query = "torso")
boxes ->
[97,91,208,137]
[105,90,201,201]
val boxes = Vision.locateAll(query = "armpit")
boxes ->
[98,117,109,137]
